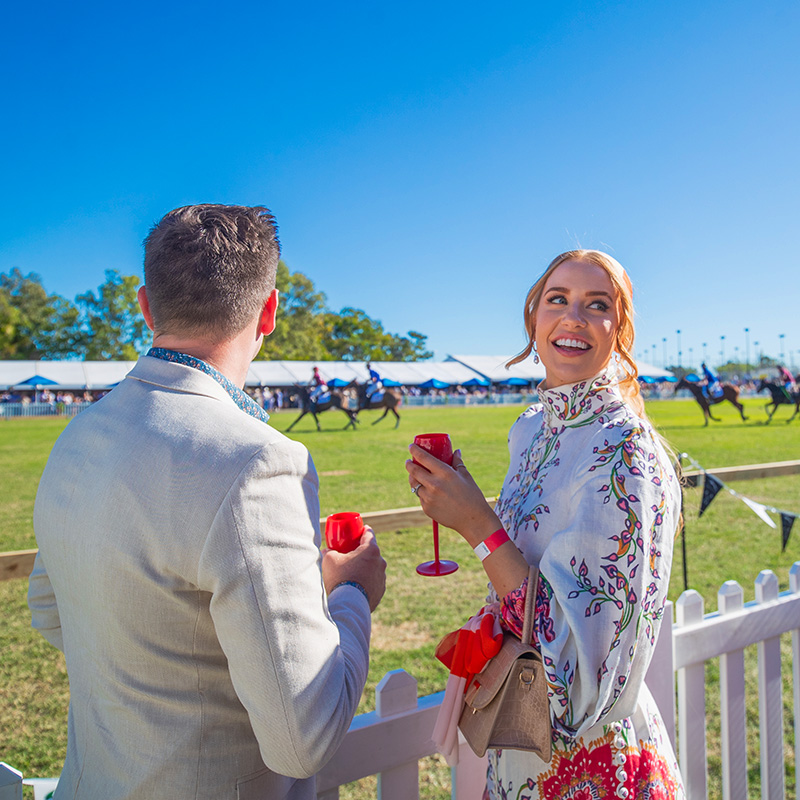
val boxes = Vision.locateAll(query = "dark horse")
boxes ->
[757,379,800,423]
[349,381,402,428]
[285,385,358,432]
[674,377,748,426]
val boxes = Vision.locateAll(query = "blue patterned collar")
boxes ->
[146,348,270,425]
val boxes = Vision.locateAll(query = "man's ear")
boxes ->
[259,289,279,336]
[138,286,155,332]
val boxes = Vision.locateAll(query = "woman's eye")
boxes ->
[546,294,566,305]
[589,300,609,311]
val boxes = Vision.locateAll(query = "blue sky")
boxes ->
[2,1,798,368]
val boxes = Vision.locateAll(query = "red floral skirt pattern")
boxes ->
[486,727,684,800]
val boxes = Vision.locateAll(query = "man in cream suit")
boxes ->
[28,204,386,799]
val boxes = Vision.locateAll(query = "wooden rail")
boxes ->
[4,459,800,582]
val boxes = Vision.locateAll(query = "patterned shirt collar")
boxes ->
[146,348,270,425]
[537,367,624,428]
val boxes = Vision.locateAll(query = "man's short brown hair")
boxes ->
[143,204,280,339]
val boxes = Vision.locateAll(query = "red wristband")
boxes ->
[473,528,510,561]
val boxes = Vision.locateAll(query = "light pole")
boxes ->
[780,334,785,363]
[720,335,725,367]
[662,338,667,368]
[754,341,760,368]
[676,330,682,368]
[702,342,708,364]
[688,347,694,371]
[744,327,750,371]
[651,344,656,365]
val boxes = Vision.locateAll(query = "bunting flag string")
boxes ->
[680,452,798,550]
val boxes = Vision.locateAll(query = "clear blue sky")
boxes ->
[2,1,798,368]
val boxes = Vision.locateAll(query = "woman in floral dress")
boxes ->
[407,250,685,800]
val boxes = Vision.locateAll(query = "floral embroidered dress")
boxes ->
[487,369,685,800]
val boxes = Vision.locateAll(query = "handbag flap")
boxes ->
[464,635,541,711]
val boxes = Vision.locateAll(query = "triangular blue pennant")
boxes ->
[699,473,724,517]
[781,513,796,552]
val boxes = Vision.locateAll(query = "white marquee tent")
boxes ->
[0,356,674,391]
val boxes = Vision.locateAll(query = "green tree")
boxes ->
[74,270,148,360]
[324,307,433,361]
[0,268,80,359]
[258,261,333,361]
[257,261,432,362]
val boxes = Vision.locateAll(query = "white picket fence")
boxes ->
[317,562,800,800]
[3,564,798,800]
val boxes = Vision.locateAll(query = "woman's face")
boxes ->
[534,259,620,389]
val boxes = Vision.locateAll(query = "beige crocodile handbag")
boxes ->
[458,565,552,761]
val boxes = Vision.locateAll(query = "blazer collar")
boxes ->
[126,355,238,407]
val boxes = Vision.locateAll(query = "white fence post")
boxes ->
[451,731,488,800]
[790,563,800,796]
[755,571,785,800]
[718,581,747,800]
[676,589,707,799]
[0,764,22,800]
[376,670,421,800]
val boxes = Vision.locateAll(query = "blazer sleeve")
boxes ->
[534,423,679,739]
[196,437,370,779]
[27,550,64,652]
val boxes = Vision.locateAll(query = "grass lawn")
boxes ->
[1,396,799,797]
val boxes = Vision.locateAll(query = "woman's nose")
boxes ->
[562,302,587,327]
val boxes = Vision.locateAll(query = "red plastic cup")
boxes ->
[325,512,365,553]
[413,433,454,466]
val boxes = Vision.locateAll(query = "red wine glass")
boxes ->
[413,433,459,576]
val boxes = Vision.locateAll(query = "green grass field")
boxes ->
[1,397,799,797]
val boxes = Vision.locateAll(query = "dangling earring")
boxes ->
[533,341,539,364]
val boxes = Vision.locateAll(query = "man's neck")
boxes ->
[150,334,255,388]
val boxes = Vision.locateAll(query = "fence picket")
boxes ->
[755,571,785,800]
[375,670,421,800]
[677,590,707,799]
[718,581,747,800]
[790,563,800,796]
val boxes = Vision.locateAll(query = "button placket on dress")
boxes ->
[610,721,629,798]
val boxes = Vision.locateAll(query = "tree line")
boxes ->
[0,262,432,362]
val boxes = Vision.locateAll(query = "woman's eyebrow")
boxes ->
[586,290,614,299]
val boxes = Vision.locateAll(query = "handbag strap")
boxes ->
[520,564,539,644]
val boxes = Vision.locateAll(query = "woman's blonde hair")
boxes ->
[507,249,645,418]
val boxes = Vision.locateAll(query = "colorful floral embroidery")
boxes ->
[486,368,683,799]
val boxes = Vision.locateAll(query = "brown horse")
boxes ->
[286,385,358,432]
[349,381,402,428]
[674,377,748,426]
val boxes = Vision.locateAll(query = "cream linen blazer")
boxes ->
[29,356,371,799]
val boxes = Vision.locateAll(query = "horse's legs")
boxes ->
[788,403,800,423]
[342,408,357,430]
[765,403,777,423]
[730,400,748,421]
[312,411,321,432]
[286,410,306,432]
[391,407,400,429]
[372,408,390,425]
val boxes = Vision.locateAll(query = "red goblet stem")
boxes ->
[432,521,440,565]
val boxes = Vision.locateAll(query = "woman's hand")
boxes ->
[405,445,501,548]
[406,444,530,595]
